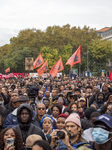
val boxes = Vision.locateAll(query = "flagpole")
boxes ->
[79,63,81,77]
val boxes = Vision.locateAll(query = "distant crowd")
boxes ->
[0,75,112,150]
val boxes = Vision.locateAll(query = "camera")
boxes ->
[28,85,39,99]
[57,131,65,139]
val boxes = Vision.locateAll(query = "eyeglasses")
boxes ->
[38,107,45,110]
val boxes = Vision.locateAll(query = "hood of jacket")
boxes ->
[96,92,105,103]
[17,104,33,124]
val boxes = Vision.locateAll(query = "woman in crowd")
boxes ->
[56,113,68,130]
[51,103,62,121]
[40,114,55,142]
[69,102,78,112]
[0,128,24,150]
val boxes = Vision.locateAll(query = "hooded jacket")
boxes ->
[3,105,38,128]
[13,104,45,143]
[93,92,105,109]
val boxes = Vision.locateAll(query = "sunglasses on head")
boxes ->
[38,107,45,110]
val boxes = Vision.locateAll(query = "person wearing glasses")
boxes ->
[33,103,46,128]
[13,103,46,144]
[88,114,112,150]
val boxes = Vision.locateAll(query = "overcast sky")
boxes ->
[0,0,112,46]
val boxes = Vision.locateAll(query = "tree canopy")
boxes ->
[0,24,112,75]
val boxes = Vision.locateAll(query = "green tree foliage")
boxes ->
[0,24,111,75]
[89,39,112,74]
[40,46,59,69]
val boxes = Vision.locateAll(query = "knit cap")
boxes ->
[65,113,81,127]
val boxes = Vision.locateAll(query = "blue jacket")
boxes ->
[57,140,89,150]
[3,108,36,128]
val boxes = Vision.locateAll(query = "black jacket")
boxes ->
[13,123,46,142]
[13,104,45,143]
[5,102,16,115]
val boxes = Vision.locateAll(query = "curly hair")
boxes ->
[0,128,24,150]
[69,102,78,110]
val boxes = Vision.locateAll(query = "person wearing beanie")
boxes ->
[57,113,68,130]
[50,112,90,150]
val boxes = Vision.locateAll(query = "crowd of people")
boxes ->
[0,75,112,150]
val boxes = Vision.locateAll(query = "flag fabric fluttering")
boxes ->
[49,57,64,78]
[5,67,10,73]
[66,45,81,70]
[37,60,49,76]
[33,53,44,69]
[109,69,112,81]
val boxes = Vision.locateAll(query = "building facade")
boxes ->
[97,27,112,41]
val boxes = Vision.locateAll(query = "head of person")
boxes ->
[17,104,33,124]
[69,102,78,112]
[71,84,75,90]
[43,98,50,109]
[57,96,64,107]
[96,92,105,104]
[63,90,67,98]
[38,90,44,100]
[11,92,19,103]
[51,103,62,119]
[25,134,42,149]
[51,89,57,99]
[63,109,73,116]
[77,82,82,89]
[86,86,92,93]
[65,113,82,142]
[60,85,64,92]
[84,107,96,120]
[10,93,20,108]
[77,101,84,113]
[106,104,112,114]
[37,103,46,118]
[40,115,54,133]
[17,95,29,105]
[14,88,19,94]
[102,85,109,93]
[74,89,81,98]
[45,91,50,98]
[90,111,101,127]
[57,113,68,130]
[78,97,86,109]
[32,140,52,150]
[8,88,13,96]
[92,114,112,145]
[67,92,74,102]
[107,95,112,104]
[0,128,24,150]
[22,86,26,94]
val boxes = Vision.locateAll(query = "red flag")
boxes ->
[5,67,10,73]
[37,60,49,76]
[49,57,64,78]
[66,45,81,70]
[109,70,112,81]
[33,53,44,69]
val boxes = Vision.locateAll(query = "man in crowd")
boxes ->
[13,103,45,143]
[88,114,112,150]
[50,113,89,150]
[35,90,44,105]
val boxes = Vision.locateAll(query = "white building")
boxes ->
[97,27,112,42]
